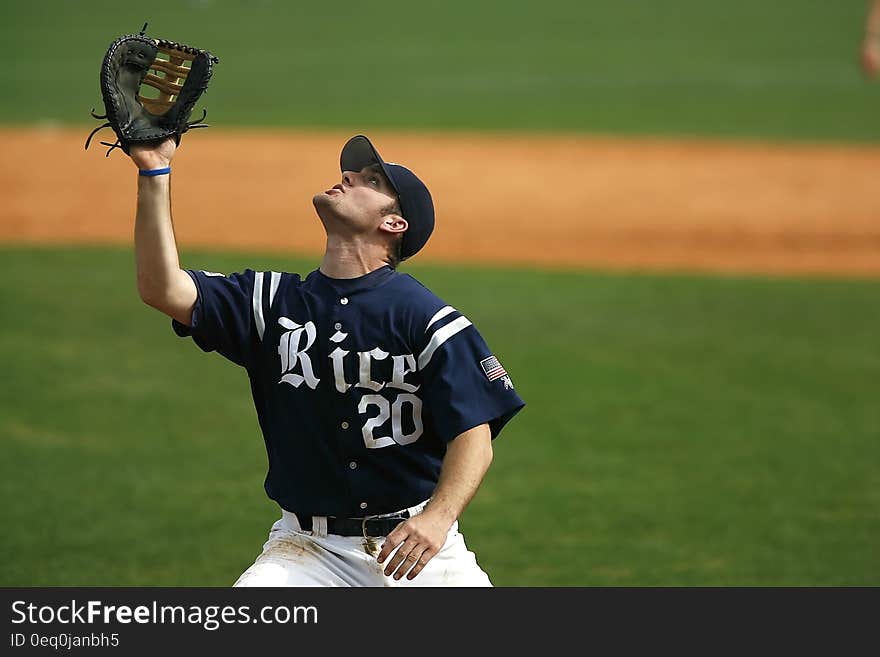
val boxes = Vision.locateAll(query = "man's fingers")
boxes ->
[377,525,408,563]
[388,545,429,580]
[403,547,434,581]
[383,539,418,577]
[391,546,428,580]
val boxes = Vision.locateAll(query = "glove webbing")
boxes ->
[139,41,209,116]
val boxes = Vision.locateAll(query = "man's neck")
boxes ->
[319,238,389,279]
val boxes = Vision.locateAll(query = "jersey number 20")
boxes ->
[357,393,423,449]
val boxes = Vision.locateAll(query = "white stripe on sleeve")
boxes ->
[269,271,281,308]
[253,271,266,340]
[418,316,472,370]
[425,305,456,331]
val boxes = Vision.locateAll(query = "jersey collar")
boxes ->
[311,265,396,296]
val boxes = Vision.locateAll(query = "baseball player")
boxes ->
[129,134,525,586]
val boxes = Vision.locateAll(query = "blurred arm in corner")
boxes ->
[861,0,880,77]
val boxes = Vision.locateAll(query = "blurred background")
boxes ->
[0,1,877,585]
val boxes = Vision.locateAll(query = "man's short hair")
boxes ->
[387,233,404,269]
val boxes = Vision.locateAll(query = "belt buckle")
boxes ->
[361,510,410,538]
[361,516,374,539]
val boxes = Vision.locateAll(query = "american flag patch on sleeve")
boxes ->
[480,355,507,381]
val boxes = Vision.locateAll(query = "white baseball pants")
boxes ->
[233,501,492,587]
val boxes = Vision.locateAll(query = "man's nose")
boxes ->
[342,171,358,187]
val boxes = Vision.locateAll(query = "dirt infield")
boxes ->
[2,127,878,276]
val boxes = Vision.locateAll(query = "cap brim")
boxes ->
[340,135,401,198]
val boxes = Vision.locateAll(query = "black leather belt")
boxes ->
[295,511,410,537]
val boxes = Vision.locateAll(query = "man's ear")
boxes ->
[379,215,408,235]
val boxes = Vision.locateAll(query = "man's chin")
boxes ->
[312,194,341,227]
[314,191,341,214]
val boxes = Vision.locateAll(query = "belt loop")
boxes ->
[281,509,301,532]
[312,516,328,538]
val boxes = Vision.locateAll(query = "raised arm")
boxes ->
[130,138,198,325]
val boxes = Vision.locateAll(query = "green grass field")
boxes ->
[2,1,879,141]
[1,246,877,586]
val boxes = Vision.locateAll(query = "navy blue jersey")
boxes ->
[172,265,525,517]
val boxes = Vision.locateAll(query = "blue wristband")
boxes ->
[138,167,171,177]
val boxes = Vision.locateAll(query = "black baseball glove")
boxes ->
[85,24,219,156]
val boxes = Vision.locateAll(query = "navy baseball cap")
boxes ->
[340,135,435,260]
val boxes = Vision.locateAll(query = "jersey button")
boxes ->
[359,502,368,510]
[349,461,357,470]
[340,297,349,305]
[334,322,342,330]
[341,421,349,429]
